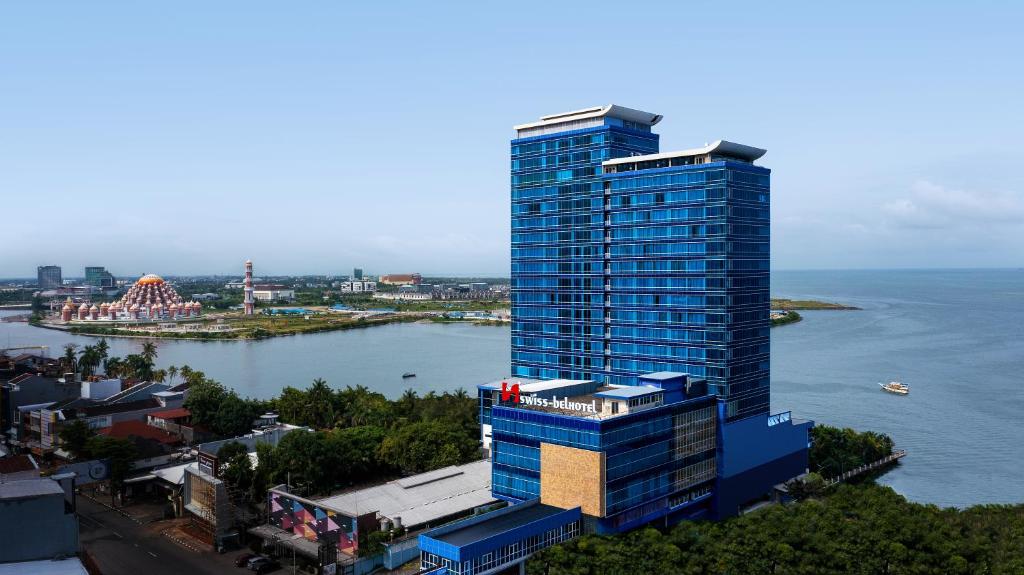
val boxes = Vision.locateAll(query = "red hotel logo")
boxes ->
[501,381,520,403]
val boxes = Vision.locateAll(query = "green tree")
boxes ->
[273,430,330,494]
[378,420,479,474]
[58,420,95,459]
[140,341,158,365]
[784,472,827,501]
[95,338,109,361]
[61,343,78,374]
[183,376,229,426]
[276,386,309,425]
[214,394,259,437]
[305,378,335,429]
[86,435,139,495]
[78,345,102,378]
[217,441,254,499]
[104,356,124,378]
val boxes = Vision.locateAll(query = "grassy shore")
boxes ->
[64,312,431,340]
[771,298,859,310]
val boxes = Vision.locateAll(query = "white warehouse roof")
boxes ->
[315,459,494,528]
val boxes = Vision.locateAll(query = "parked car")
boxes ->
[250,557,279,574]
[235,553,257,567]
[246,556,271,570]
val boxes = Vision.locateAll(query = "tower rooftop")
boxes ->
[603,139,766,168]
[514,104,662,137]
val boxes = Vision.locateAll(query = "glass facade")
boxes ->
[510,120,659,381]
[604,163,771,421]
[510,108,771,421]
[489,396,717,529]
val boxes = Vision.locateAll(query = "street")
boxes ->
[77,495,238,575]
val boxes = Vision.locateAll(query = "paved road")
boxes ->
[77,495,236,575]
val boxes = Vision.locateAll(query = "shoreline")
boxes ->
[24,296,849,341]
[31,313,506,342]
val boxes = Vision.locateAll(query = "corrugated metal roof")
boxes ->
[0,478,63,500]
[316,459,494,527]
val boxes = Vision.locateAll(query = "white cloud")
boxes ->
[881,180,1024,229]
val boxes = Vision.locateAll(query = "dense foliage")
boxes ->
[190,378,480,499]
[527,484,1024,575]
[182,372,267,437]
[810,425,894,478]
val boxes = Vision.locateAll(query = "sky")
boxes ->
[2,1,1023,278]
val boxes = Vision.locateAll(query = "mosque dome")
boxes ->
[115,274,184,314]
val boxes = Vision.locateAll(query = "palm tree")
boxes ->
[306,378,335,429]
[62,344,78,374]
[166,365,179,385]
[152,369,167,383]
[78,345,101,378]
[95,338,109,361]
[140,341,158,365]
[453,388,469,400]
[104,357,123,378]
[179,365,194,384]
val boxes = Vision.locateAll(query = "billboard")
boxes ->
[269,491,358,555]
[56,459,111,486]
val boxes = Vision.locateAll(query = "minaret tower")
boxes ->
[243,260,255,315]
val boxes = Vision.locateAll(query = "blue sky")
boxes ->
[2,1,1022,278]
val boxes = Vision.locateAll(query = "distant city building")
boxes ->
[379,273,422,285]
[187,292,218,302]
[353,267,364,280]
[336,280,376,293]
[36,265,62,289]
[253,284,295,302]
[84,266,116,288]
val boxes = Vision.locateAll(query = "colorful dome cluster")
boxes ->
[60,274,202,322]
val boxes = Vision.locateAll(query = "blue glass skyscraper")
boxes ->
[511,106,771,421]
[511,106,660,382]
[417,107,809,573]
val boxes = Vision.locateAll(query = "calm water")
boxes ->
[2,269,1022,507]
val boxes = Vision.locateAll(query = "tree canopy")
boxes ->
[527,483,1024,575]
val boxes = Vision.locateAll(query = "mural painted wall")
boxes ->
[269,492,358,555]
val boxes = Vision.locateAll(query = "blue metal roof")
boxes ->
[594,385,662,399]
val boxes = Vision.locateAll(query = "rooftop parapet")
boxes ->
[603,139,767,172]
[514,104,662,138]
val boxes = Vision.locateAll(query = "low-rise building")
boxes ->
[416,373,812,574]
[1,374,82,442]
[0,476,79,563]
[253,284,296,302]
[379,274,422,285]
[335,281,377,293]
[183,423,309,547]
[250,459,496,573]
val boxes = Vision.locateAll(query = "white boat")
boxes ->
[879,381,909,395]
